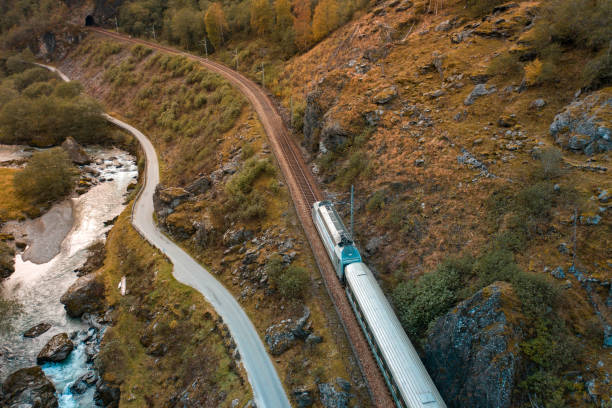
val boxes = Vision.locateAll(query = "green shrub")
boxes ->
[14,148,78,204]
[582,50,612,90]
[242,143,255,160]
[516,182,554,219]
[474,249,521,286]
[392,256,474,337]
[336,151,370,188]
[492,229,527,253]
[536,147,563,180]
[53,81,83,99]
[512,272,558,317]
[226,158,275,196]
[366,190,385,212]
[131,44,153,60]
[266,255,309,299]
[22,81,55,98]
[10,67,54,91]
[487,52,523,78]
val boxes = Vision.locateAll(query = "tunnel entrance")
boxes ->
[85,15,95,26]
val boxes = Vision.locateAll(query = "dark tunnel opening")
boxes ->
[85,15,95,26]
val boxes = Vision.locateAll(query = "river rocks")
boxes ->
[265,308,313,355]
[0,241,15,279]
[94,378,120,407]
[425,282,523,408]
[61,136,91,165]
[60,273,105,318]
[1,366,58,408]
[24,322,52,338]
[550,88,612,155]
[69,371,98,395]
[464,84,496,106]
[37,333,74,364]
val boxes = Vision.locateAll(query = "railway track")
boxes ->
[89,28,394,407]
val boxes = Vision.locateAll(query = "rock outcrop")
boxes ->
[265,308,313,355]
[425,282,523,408]
[1,366,58,408]
[61,136,91,165]
[24,322,52,338]
[94,378,120,407]
[0,241,15,279]
[37,333,74,364]
[60,273,105,318]
[318,378,352,408]
[550,88,612,155]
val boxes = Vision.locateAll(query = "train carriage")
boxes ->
[312,201,446,408]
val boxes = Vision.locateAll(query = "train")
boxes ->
[312,200,446,408]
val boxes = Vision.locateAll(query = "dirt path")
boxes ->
[89,28,394,407]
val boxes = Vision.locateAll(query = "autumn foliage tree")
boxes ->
[293,0,313,51]
[312,0,340,41]
[250,0,274,35]
[205,3,228,50]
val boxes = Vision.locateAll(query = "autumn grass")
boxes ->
[0,167,40,221]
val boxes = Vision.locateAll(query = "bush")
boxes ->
[226,158,275,196]
[392,256,473,337]
[536,147,563,180]
[336,151,370,188]
[366,190,385,212]
[53,81,83,99]
[512,272,558,317]
[265,255,309,299]
[10,67,54,91]
[14,148,78,204]
[516,182,554,219]
[474,249,521,286]
[487,52,523,78]
[22,81,54,98]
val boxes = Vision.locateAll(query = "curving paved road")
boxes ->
[38,64,291,408]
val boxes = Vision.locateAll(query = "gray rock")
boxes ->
[318,383,350,408]
[531,98,547,109]
[320,122,350,153]
[223,228,254,247]
[598,189,610,203]
[372,86,398,105]
[363,109,384,127]
[1,366,57,408]
[435,20,451,32]
[37,333,74,364]
[580,214,601,225]
[293,387,314,408]
[305,333,323,345]
[185,175,211,195]
[265,308,311,355]
[464,84,496,106]
[60,273,105,318]
[425,282,521,408]
[550,90,612,155]
[551,266,566,279]
[605,325,612,348]
[61,136,91,165]
[335,378,351,392]
[451,30,473,44]
[365,236,384,255]
[23,322,52,338]
[94,378,120,407]
[557,243,569,254]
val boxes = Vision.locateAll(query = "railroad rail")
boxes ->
[89,27,394,407]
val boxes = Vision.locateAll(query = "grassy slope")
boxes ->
[96,208,251,407]
[61,36,369,406]
[0,168,39,221]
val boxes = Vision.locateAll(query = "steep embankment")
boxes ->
[267,0,611,406]
[59,35,371,407]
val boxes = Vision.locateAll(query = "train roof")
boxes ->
[315,201,354,246]
[344,262,446,408]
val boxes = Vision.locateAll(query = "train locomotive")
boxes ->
[312,201,446,408]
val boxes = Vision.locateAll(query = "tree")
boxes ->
[312,0,339,41]
[170,7,206,49]
[250,0,273,35]
[14,148,77,204]
[293,0,313,50]
[204,3,228,50]
[274,0,293,32]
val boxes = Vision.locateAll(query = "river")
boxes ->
[0,146,137,407]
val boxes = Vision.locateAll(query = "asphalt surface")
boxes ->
[39,63,291,408]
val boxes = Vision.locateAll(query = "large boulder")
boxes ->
[185,175,211,195]
[319,122,350,153]
[153,185,192,227]
[60,273,105,318]
[425,282,523,408]
[265,308,312,355]
[94,378,120,407]
[318,380,351,408]
[550,88,612,155]
[1,366,58,408]
[464,84,496,106]
[37,333,74,364]
[61,136,91,165]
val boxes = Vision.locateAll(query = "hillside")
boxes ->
[1,0,610,406]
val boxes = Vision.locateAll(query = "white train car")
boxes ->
[312,201,361,280]
[345,262,446,408]
[311,200,446,408]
